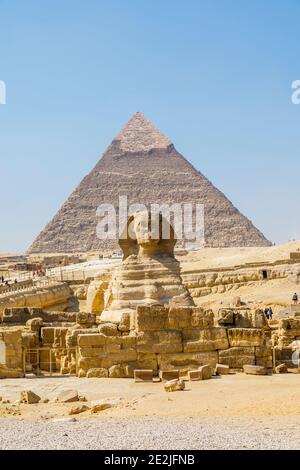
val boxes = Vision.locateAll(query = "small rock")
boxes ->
[56,389,79,403]
[243,365,267,376]
[275,363,288,374]
[90,398,122,414]
[78,369,87,378]
[78,395,87,402]
[164,379,185,392]
[42,398,50,404]
[20,390,41,404]
[69,404,90,415]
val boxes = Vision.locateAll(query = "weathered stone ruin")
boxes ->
[1,212,299,380]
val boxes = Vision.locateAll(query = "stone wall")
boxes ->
[74,306,272,378]
[182,264,298,299]
[0,282,72,317]
[0,306,284,379]
[0,327,24,378]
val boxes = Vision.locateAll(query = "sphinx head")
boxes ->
[119,210,176,260]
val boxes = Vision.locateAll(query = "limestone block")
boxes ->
[53,328,68,348]
[167,306,192,329]
[109,364,132,378]
[76,312,96,326]
[56,389,79,403]
[217,309,234,326]
[227,328,265,347]
[86,368,108,378]
[26,317,43,332]
[105,343,121,353]
[79,347,104,358]
[78,368,86,378]
[20,390,41,404]
[255,346,273,368]
[134,353,158,371]
[190,308,214,328]
[215,364,230,375]
[198,364,213,380]
[101,349,137,367]
[188,369,202,381]
[218,347,255,369]
[69,404,90,415]
[182,327,229,352]
[78,357,103,370]
[136,330,182,354]
[98,323,121,336]
[78,334,106,348]
[0,365,24,379]
[250,309,270,329]
[158,351,218,375]
[164,379,185,392]
[278,319,300,337]
[41,327,55,346]
[159,370,179,381]
[134,306,168,332]
[134,369,153,382]
[275,363,288,374]
[118,312,131,332]
[2,328,22,345]
[120,334,137,349]
[243,364,267,376]
[66,328,99,348]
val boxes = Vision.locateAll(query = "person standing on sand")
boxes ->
[293,293,299,305]
[264,308,270,320]
[268,307,273,320]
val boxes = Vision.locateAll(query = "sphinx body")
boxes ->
[100,211,194,323]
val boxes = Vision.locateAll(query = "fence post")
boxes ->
[23,348,26,376]
[50,348,52,377]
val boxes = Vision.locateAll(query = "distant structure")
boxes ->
[28,112,271,253]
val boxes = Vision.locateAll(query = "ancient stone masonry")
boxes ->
[271,318,300,368]
[28,112,271,253]
[0,210,274,378]
[0,280,72,317]
[0,305,274,378]
[181,263,300,300]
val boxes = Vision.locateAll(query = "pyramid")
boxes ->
[28,112,271,253]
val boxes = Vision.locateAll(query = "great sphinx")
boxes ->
[88,211,195,323]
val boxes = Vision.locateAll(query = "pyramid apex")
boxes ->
[115,112,172,153]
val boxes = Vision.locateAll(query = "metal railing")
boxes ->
[23,347,78,377]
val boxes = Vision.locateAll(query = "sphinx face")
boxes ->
[133,212,160,249]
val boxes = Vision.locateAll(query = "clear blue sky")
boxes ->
[1,0,300,253]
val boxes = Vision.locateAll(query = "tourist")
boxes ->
[268,307,273,320]
[293,293,299,305]
[264,308,270,320]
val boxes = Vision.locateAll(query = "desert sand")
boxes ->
[1,374,300,449]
